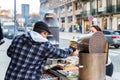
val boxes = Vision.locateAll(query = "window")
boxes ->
[107,0,112,6]
[113,31,120,35]
[98,0,102,8]
[117,0,120,5]
[61,17,65,23]
[67,16,72,22]
[91,0,95,9]
[117,0,120,11]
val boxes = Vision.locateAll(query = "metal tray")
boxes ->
[40,74,58,80]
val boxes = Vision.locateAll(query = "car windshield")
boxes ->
[113,32,120,35]
[9,25,14,29]
[4,25,14,29]
[114,31,120,35]
[103,31,111,35]
[103,30,120,35]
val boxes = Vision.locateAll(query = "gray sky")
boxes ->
[0,0,40,14]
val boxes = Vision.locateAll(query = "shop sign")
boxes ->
[88,16,94,21]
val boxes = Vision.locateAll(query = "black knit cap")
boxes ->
[33,21,51,34]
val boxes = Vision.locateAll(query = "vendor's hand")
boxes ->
[71,50,79,56]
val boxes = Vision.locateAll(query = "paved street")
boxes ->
[0,32,120,80]
[0,38,11,80]
[109,48,120,78]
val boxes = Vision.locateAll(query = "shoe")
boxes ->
[0,39,5,45]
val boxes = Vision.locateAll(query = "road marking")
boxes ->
[109,50,120,56]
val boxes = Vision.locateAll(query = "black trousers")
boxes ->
[106,62,114,76]
[0,26,3,40]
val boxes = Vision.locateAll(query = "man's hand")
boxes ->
[71,50,79,56]
[70,40,78,49]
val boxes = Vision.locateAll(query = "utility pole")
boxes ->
[14,0,17,37]
[39,0,41,16]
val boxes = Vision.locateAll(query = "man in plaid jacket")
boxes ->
[4,21,78,80]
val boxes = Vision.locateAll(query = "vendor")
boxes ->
[90,25,113,76]
[4,21,78,80]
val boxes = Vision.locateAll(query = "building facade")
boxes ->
[40,0,120,33]
[21,4,30,26]
[0,9,13,23]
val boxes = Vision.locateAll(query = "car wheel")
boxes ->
[114,45,119,48]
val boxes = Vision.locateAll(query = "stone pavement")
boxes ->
[0,38,11,80]
[59,32,83,40]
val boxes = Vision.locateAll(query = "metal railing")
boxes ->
[106,5,120,13]
[106,5,114,13]
[81,5,120,17]
[90,9,96,15]
[116,5,120,12]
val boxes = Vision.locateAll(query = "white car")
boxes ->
[103,30,120,48]
[2,25,18,39]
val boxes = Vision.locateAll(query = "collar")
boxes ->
[28,31,48,42]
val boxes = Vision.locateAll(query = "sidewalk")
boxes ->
[0,38,11,80]
[59,32,83,40]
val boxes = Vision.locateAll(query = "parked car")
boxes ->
[18,27,25,32]
[2,25,18,39]
[103,30,120,48]
[114,30,120,35]
[2,25,9,37]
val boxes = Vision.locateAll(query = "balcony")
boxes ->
[106,5,115,13]
[60,13,66,17]
[90,9,96,15]
[81,11,88,17]
[106,5,120,13]
[116,5,120,13]
[67,11,73,16]
[80,5,120,17]
[81,10,96,17]
[75,9,82,15]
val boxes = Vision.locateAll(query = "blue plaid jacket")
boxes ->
[5,32,73,80]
